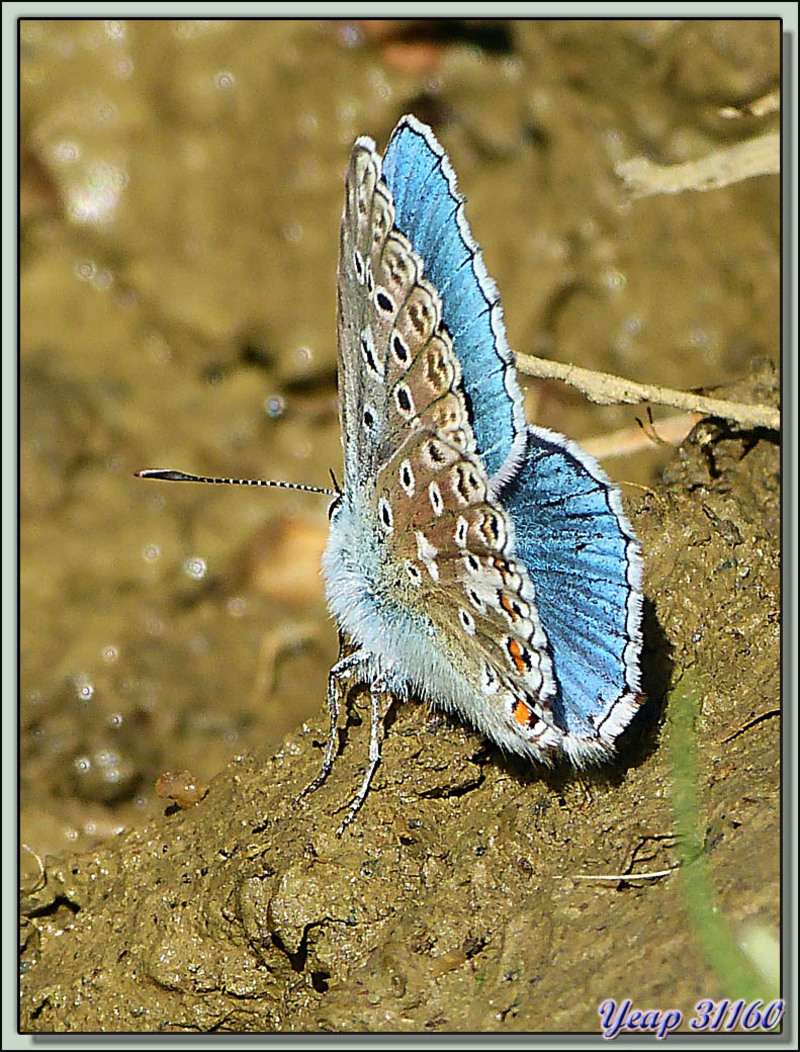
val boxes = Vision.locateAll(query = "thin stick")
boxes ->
[567,868,677,882]
[515,352,779,432]
[615,131,779,197]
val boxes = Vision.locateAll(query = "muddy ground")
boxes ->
[19,18,780,1034]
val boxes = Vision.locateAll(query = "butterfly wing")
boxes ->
[337,132,482,494]
[327,116,644,764]
[382,117,528,487]
[381,118,644,759]
[502,426,643,760]
[336,136,386,494]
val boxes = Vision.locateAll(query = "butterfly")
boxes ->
[139,116,644,835]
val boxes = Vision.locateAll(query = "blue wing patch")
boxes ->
[382,117,527,485]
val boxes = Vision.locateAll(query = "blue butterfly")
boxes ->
[312,116,644,831]
[139,116,644,834]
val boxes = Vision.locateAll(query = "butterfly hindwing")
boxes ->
[502,426,643,758]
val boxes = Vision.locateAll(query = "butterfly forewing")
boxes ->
[338,140,389,490]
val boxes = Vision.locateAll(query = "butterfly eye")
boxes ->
[327,495,342,521]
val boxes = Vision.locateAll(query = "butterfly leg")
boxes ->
[336,681,394,836]
[296,649,364,804]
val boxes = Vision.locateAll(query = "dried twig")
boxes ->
[615,131,779,198]
[568,868,677,882]
[719,90,780,119]
[516,352,779,431]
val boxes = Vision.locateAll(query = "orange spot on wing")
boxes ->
[513,699,531,725]
[507,638,529,674]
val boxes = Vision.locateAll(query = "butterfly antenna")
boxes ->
[135,468,338,497]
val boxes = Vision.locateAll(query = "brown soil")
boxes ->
[19,18,780,1034]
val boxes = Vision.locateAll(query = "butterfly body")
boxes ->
[320,116,643,800]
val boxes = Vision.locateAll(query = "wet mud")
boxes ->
[19,18,780,1034]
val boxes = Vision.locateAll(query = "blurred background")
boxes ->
[18,18,780,873]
